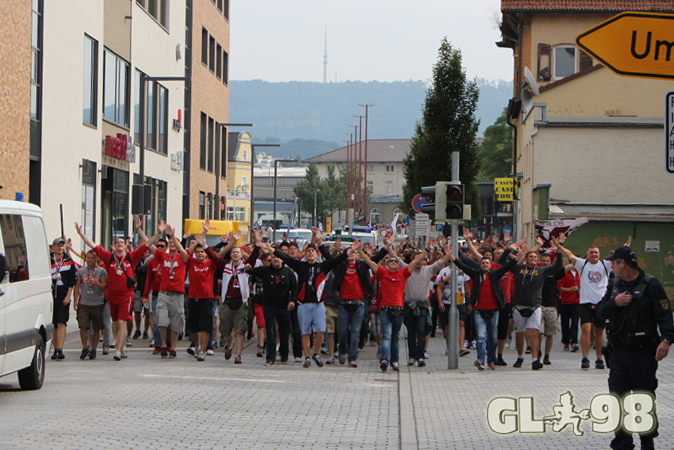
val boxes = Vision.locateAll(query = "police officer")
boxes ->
[596,245,673,450]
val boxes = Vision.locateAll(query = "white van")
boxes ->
[0,200,53,390]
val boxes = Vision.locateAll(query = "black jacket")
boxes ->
[451,249,517,309]
[247,264,298,309]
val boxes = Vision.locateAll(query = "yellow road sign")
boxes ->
[494,178,516,201]
[576,12,674,80]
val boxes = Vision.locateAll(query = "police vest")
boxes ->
[606,273,658,346]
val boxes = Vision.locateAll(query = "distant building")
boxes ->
[225,131,252,222]
[305,139,409,225]
[253,166,306,227]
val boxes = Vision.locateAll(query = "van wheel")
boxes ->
[18,334,45,390]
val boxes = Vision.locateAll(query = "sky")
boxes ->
[229,0,513,83]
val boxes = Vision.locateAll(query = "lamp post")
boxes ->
[313,189,320,227]
[348,125,357,226]
[353,115,363,224]
[216,123,253,221]
[358,104,374,224]
[345,133,352,225]
[251,143,280,228]
[273,158,298,242]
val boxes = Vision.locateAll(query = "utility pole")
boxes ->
[448,151,460,370]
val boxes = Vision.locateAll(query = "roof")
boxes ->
[550,202,674,221]
[304,139,411,164]
[501,1,674,12]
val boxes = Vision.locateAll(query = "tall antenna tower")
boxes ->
[323,25,328,83]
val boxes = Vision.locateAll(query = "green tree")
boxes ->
[321,165,345,223]
[294,162,324,224]
[478,107,512,179]
[402,38,481,223]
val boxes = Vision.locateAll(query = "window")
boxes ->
[554,46,576,80]
[221,127,227,178]
[201,28,208,66]
[200,113,207,170]
[385,165,394,173]
[0,215,30,282]
[367,180,373,194]
[224,0,229,19]
[386,180,393,195]
[30,0,43,163]
[242,149,248,162]
[222,50,228,84]
[103,49,130,127]
[217,0,223,12]
[367,164,374,173]
[208,117,214,172]
[158,180,167,224]
[207,193,213,219]
[199,192,205,219]
[157,85,168,154]
[146,80,156,149]
[137,0,169,28]
[226,207,245,221]
[369,208,380,225]
[209,36,215,73]
[81,159,96,242]
[241,176,248,191]
[134,70,142,143]
[216,43,222,79]
[83,35,98,126]
[220,196,226,219]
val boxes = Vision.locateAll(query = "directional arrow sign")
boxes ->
[576,12,674,80]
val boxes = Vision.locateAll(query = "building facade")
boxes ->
[225,131,251,222]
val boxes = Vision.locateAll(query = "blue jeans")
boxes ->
[380,311,403,364]
[152,294,171,347]
[338,302,365,363]
[403,304,428,361]
[263,305,291,363]
[474,310,499,365]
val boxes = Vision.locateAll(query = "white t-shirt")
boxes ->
[437,266,470,304]
[574,257,612,305]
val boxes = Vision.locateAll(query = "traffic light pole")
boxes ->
[448,151,460,370]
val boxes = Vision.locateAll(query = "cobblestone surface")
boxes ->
[0,328,672,449]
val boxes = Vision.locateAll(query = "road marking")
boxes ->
[140,374,284,383]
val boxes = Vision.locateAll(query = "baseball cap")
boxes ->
[606,246,638,265]
[52,237,65,246]
[306,243,318,252]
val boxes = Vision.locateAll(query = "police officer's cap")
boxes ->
[606,246,638,265]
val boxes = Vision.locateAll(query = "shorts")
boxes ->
[442,303,467,324]
[580,303,605,328]
[219,301,249,336]
[109,296,133,322]
[369,312,381,336]
[186,298,214,333]
[298,302,326,335]
[497,303,512,340]
[539,306,559,336]
[512,306,542,332]
[53,299,70,326]
[325,305,339,333]
[77,304,105,330]
[132,291,144,313]
[254,303,266,328]
[156,291,186,330]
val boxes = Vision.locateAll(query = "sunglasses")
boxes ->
[156,244,166,248]
[388,259,399,263]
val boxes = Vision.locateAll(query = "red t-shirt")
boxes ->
[340,263,365,300]
[476,275,498,310]
[143,257,163,298]
[154,249,187,293]
[558,269,580,305]
[375,266,411,308]
[93,244,148,303]
[187,258,216,299]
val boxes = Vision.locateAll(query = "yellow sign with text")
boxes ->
[494,178,516,201]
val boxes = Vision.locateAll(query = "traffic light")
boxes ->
[420,183,447,222]
[445,183,464,219]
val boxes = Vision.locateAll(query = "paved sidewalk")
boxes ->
[0,329,671,449]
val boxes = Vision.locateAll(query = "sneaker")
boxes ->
[525,346,531,354]
[51,350,59,360]
[424,352,430,359]
[126,337,133,347]
[234,355,242,364]
[219,337,226,348]
[325,356,336,365]
[152,347,162,355]
[513,358,523,368]
[532,360,543,370]
[113,351,122,361]
[320,347,329,354]
[407,358,416,366]
[80,348,90,360]
[197,352,205,361]
[563,344,570,351]
[121,349,128,359]
[543,355,551,365]
[571,344,580,353]
[495,357,507,366]
[111,341,117,349]
[370,338,376,346]
[133,330,141,340]
[187,347,197,357]
[224,345,232,360]
[257,347,264,358]
[312,354,324,367]
[264,360,274,366]
[380,360,388,372]
[417,359,426,368]
[581,357,590,369]
[89,349,97,360]
[149,340,155,348]
[142,332,149,340]
[349,361,357,368]
[178,332,183,341]
[505,337,511,348]
[295,357,303,363]
[392,362,400,371]
[276,343,280,352]
[169,349,176,358]
[57,349,65,360]
[280,355,288,363]
[595,358,605,369]
[102,349,109,356]
[445,349,449,356]
[161,347,168,358]
[488,362,496,370]
[336,353,345,365]
[474,360,485,370]
[303,357,311,368]
[458,349,470,357]
[376,347,381,360]
[206,349,214,356]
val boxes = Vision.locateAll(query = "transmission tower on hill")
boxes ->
[323,25,328,83]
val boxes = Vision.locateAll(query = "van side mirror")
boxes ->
[0,254,6,283]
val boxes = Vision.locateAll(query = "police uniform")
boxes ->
[596,246,674,450]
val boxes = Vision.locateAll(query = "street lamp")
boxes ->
[273,158,298,242]
[251,143,280,228]
[313,189,320,227]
